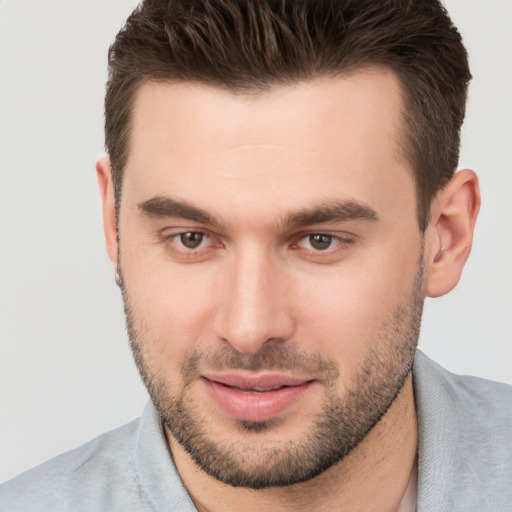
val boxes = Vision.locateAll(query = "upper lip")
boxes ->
[202,372,312,391]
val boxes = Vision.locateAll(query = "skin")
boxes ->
[97,67,480,511]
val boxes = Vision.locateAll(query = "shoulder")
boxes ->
[413,350,512,510]
[0,418,147,512]
[414,350,512,425]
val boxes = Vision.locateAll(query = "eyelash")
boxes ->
[293,233,346,251]
[160,230,355,260]
[161,231,219,260]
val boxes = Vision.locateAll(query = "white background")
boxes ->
[0,0,511,483]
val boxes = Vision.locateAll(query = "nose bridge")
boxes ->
[214,244,294,354]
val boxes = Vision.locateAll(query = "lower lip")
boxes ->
[204,379,312,422]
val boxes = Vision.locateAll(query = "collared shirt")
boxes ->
[1,351,511,511]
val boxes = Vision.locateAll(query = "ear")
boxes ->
[425,169,480,298]
[96,156,119,267]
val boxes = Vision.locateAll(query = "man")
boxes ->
[1,0,511,510]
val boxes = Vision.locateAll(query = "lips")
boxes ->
[202,372,314,422]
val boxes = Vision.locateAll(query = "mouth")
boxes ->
[202,373,315,423]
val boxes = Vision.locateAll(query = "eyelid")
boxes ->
[291,231,357,259]
[156,226,356,262]
[164,229,210,242]
[294,229,355,243]
[171,231,211,250]
[297,233,334,248]
[158,228,225,261]
[158,225,212,240]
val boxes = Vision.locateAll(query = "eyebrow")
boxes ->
[285,201,379,228]
[138,196,379,228]
[138,196,219,226]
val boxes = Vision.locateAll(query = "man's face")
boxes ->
[117,68,425,488]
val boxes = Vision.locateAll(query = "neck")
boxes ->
[167,375,417,512]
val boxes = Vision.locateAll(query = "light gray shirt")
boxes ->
[1,351,511,511]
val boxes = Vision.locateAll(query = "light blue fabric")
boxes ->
[414,352,512,511]
[1,350,511,511]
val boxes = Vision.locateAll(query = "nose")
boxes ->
[213,248,296,354]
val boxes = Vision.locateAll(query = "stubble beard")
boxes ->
[119,262,424,489]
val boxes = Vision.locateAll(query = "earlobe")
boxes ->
[96,157,119,267]
[425,169,480,298]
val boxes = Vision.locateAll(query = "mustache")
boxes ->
[181,344,340,382]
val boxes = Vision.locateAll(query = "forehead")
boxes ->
[129,67,406,155]
[123,68,415,226]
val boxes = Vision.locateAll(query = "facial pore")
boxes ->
[119,259,423,488]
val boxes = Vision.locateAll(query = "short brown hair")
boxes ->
[105,0,471,231]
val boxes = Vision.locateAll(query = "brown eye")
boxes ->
[179,232,205,249]
[308,234,333,250]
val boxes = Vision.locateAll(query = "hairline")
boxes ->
[112,64,428,232]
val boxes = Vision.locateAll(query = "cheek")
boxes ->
[121,247,221,366]
[293,245,422,365]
